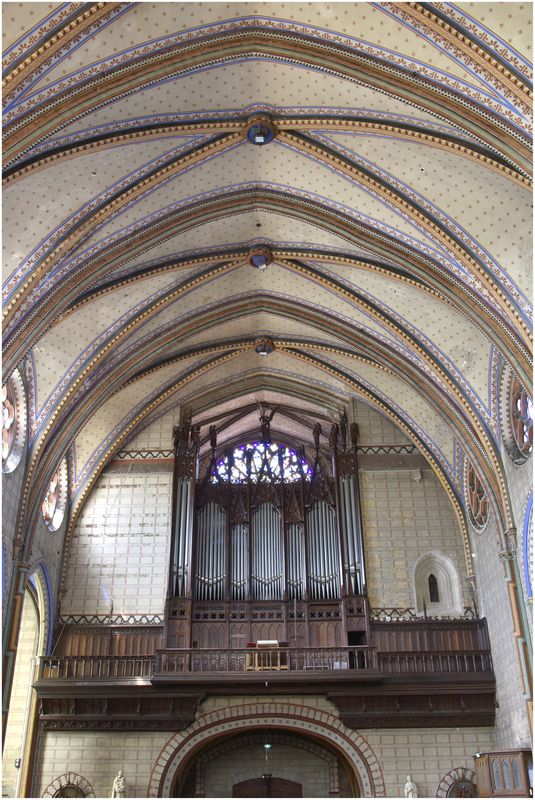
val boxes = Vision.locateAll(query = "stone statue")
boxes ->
[404,775,417,798]
[111,771,125,798]
[259,406,276,444]
[209,424,217,451]
[313,422,321,451]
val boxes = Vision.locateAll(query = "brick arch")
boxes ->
[147,702,385,797]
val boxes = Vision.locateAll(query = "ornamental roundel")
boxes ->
[506,373,533,465]
[2,369,26,474]
[466,462,489,531]
[42,458,68,532]
[436,766,477,797]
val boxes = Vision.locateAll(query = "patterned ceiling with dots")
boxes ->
[2,2,532,536]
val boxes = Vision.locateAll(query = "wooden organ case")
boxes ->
[164,413,369,654]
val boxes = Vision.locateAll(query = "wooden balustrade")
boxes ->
[155,646,377,675]
[38,655,155,681]
[377,650,493,674]
[36,644,493,681]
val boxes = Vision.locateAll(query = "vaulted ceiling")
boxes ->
[3,2,532,547]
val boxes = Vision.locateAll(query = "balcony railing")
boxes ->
[378,650,493,674]
[36,645,493,682]
[38,655,155,681]
[155,646,377,675]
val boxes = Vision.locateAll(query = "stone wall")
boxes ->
[468,513,531,749]
[61,468,172,616]
[33,730,169,799]
[32,695,496,798]
[361,469,470,610]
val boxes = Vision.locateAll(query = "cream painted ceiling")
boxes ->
[2,2,532,538]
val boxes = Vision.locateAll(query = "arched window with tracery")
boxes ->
[466,462,489,530]
[2,369,26,474]
[212,442,312,484]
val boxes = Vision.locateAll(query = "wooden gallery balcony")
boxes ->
[34,611,496,732]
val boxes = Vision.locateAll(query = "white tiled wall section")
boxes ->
[61,470,172,615]
[34,731,169,799]
[352,401,412,445]
[361,469,470,609]
[125,406,182,450]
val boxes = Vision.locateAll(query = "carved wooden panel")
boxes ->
[58,627,163,657]
[308,620,343,647]
[370,621,485,652]
[191,622,227,649]
[166,598,191,648]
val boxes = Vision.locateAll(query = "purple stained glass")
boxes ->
[213,441,312,484]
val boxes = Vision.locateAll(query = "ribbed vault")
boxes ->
[2,2,532,573]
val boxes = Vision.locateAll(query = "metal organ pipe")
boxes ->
[341,476,365,594]
[195,503,226,601]
[287,524,302,600]
[306,501,340,600]
[342,478,356,594]
[319,503,326,600]
[351,477,366,591]
[252,503,282,600]
[174,480,191,597]
[231,524,247,601]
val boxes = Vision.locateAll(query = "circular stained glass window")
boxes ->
[2,369,26,474]
[509,375,533,463]
[42,458,68,531]
[466,462,489,530]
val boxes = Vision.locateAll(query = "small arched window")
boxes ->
[414,553,462,617]
[428,573,439,603]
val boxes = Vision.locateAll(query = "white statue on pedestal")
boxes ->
[111,770,125,798]
[404,775,418,798]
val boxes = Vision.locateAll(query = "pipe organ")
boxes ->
[165,412,370,650]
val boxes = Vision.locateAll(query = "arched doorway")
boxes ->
[233,775,302,797]
[147,701,385,797]
[176,730,357,797]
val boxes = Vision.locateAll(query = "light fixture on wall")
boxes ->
[254,337,274,356]
[263,732,272,764]
[246,115,276,145]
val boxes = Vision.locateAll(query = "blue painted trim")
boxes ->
[2,4,71,59]
[6,20,525,130]
[523,492,533,598]
[29,561,54,654]
[5,5,134,111]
